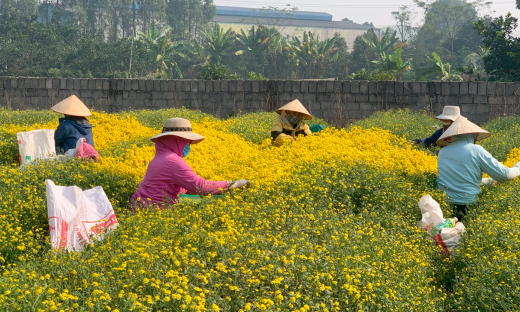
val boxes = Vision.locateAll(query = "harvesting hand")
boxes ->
[228,179,251,190]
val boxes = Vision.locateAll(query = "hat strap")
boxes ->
[162,127,192,133]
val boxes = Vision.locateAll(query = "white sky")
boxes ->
[214,0,520,35]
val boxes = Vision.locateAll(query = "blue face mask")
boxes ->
[182,144,190,158]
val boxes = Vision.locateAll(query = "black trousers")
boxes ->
[453,204,468,222]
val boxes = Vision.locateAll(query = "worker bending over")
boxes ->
[271,99,312,147]
[52,95,95,153]
[131,117,249,209]
[436,117,520,221]
[413,106,460,147]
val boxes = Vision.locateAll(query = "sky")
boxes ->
[213,0,520,35]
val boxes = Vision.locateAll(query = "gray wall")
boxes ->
[2,77,520,125]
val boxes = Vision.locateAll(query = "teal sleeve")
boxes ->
[477,147,514,182]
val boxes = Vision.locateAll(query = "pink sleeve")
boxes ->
[172,158,229,195]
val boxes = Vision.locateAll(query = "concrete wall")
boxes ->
[1,77,520,125]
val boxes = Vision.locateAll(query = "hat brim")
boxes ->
[150,131,205,144]
[51,108,93,117]
[276,109,312,120]
[435,114,458,121]
[436,132,491,146]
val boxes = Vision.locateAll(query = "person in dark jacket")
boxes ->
[51,95,95,153]
[413,106,461,147]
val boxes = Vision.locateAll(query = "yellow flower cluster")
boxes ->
[0,108,516,311]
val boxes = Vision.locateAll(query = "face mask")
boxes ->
[442,120,452,126]
[182,144,190,158]
[286,113,301,126]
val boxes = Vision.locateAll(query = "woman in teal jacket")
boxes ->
[436,117,520,221]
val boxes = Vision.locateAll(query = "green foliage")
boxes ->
[349,109,442,140]
[371,48,413,81]
[479,115,520,162]
[418,52,462,81]
[473,13,520,82]
[285,31,338,79]
[248,72,268,80]
[117,108,217,129]
[197,63,240,80]
[201,23,236,64]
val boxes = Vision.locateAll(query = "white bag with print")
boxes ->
[46,179,118,252]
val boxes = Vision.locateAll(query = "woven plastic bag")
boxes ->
[417,194,465,257]
[17,129,56,165]
[46,179,118,252]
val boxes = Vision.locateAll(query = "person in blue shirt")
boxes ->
[413,106,461,147]
[51,95,95,153]
[436,117,520,221]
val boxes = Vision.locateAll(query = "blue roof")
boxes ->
[216,6,332,21]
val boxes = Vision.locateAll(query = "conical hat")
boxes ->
[51,95,92,117]
[276,99,312,120]
[436,116,490,146]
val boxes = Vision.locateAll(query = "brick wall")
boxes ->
[1,77,520,125]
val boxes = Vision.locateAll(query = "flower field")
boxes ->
[0,108,519,311]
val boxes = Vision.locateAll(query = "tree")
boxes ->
[363,22,374,27]
[342,17,353,22]
[165,0,215,38]
[413,0,488,52]
[0,0,38,16]
[473,13,520,81]
[200,23,235,64]
[285,31,338,78]
[391,5,416,41]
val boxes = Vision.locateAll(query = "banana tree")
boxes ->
[419,52,462,82]
[371,48,412,81]
[362,28,406,60]
[235,26,270,56]
[285,31,338,78]
[138,22,185,78]
[201,23,235,64]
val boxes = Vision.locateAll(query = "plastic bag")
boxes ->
[416,194,445,232]
[17,129,56,165]
[310,124,325,133]
[46,179,118,252]
[432,223,466,257]
[417,194,465,257]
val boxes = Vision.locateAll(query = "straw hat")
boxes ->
[436,116,490,146]
[150,117,205,144]
[276,99,312,120]
[51,95,92,117]
[435,106,460,121]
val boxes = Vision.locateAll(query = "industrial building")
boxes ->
[214,6,379,51]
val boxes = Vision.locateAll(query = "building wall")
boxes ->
[1,77,519,126]
[217,22,375,51]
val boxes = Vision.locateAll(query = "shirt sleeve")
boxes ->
[302,123,312,136]
[172,158,229,195]
[421,128,443,146]
[477,147,520,182]
[271,117,289,146]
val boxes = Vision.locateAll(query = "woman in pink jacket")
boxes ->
[131,117,249,209]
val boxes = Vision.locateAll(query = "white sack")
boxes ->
[417,194,445,230]
[17,129,56,165]
[46,179,118,252]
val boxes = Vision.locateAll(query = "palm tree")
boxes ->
[286,31,338,78]
[200,23,235,64]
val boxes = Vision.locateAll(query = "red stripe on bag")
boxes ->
[433,234,450,257]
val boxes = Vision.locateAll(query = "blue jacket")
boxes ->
[414,128,444,147]
[55,117,95,153]
[437,134,517,204]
